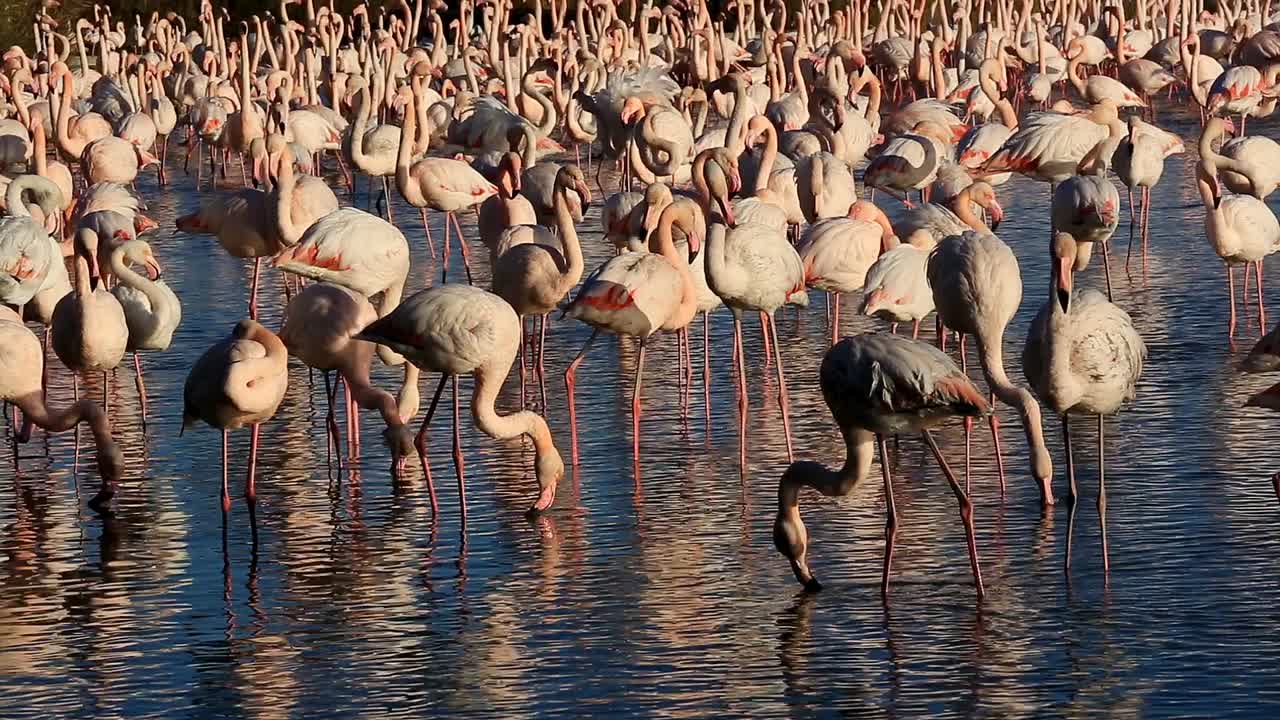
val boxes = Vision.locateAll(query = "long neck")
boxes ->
[275,154,303,245]
[651,205,697,328]
[471,358,560,512]
[973,323,1054,500]
[1068,56,1087,96]
[12,391,120,489]
[375,274,408,366]
[396,363,420,422]
[553,186,585,291]
[755,124,778,194]
[348,88,372,168]
[723,83,750,154]
[951,188,990,232]
[110,249,169,323]
[56,72,84,158]
[395,90,426,206]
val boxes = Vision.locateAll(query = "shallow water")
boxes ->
[5,102,1280,718]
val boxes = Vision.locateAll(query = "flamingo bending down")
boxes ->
[1023,233,1146,575]
[279,283,418,475]
[928,230,1055,505]
[182,320,289,525]
[773,333,988,598]
[1,305,123,510]
[356,284,565,522]
[562,201,701,464]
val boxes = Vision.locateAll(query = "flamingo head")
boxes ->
[968,181,1003,230]
[620,96,646,125]
[134,213,158,234]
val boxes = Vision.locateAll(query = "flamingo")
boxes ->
[896,180,1005,241]
[862,229,938,337]
[1115,116,1185,273]
[1218,132,1280,201]
[109,239,181,427]
[279,283,418,475]
[1050,131,1124,299]
[1,306,123,511]
[182,319,289,525]
[980,100,1119,186]
[928,230,1055,505]
[395,71,497,284]
[355,284,565,523]
[772,333,988,597]
[175,187,276,319]
[797,200,894,345]
[492,166,588,405]
[51,227,129,410]
[1196,118,1280,342]
[562,200,701,463]
[1023,233,1146,575]
[864,121,945,206]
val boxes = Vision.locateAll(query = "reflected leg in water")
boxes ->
[1098,414,1109,580]
[452,375,467,528]
[922,430,985,600]
[1272,473,1280,505]
[1063,413,1077,575]
[415,373,449,517]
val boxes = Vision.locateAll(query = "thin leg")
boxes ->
[518,316,528,408]
[441,209,452,283]
[416,373,449,512]
[734,313,748,470]
[1100,240,1114,302]
[1098,413,1109,578]
[989,392,1006,497]
[769,314,794,463]
[221,429,231,515]
[1125,187,1136,273]
[452,375,466,527]
[133,352,148,429]
[1257,260,1267,332]
[760,311,773,368]
[537,314,549,411]
[922,430,985,599]
[564,329,600,465]
[632,338,647,461]
[249,257,262,320]
[878,434,897,599]
[421,208,437,260]
[831,294,840,347]
[702,312,712,433]
[245,423,260,531]
[1063,413,1077,574]
[1141,187,1151,278]
[324,371,342,475]
[1228,264,1238,343]
[449,211,474,285]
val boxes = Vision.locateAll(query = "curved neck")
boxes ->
[724,82,751,154]
[275,154,303,244]
[395,89,426,207]
[471,359,559,510]
[553,185,585,288]
[951,189,990,232]
[973,323,1053,500]
[110,247,168,312]
[650,203,697,327]
[754,123,778,194]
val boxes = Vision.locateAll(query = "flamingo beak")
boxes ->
[575,180,592,207]
[145,255,163,280]
[717,195,735,227]
[989,201,1004,231]
[687,230,701,264]
[1055,256,1072,312]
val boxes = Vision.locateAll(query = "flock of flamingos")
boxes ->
[3,0,1280,601]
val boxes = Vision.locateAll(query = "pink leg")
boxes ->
[421,208,437,260]
[245,423,260,508]
[441,210,452,283]
[830,294,840,347]
[416,374,448,515]
[1142,188,1151,277]
[248,257,262,320]
[1257,260,1267,331]
[632,338,647,462]
[912,319,920,339]
[537,314,549,411]
[1228,264,1238,343]
[702,312,712,433]
[922,430,985,600]
[734,313,749,470]
[989,392,1006,496]
[759,311,772,368]
[449,211,474,285]
[769,314,794,463]
[221,429,231,515]
[452,375,467,527]
[518,316,528,408]
[564,329,599,465]
[133,352,148,429]
[878,434,897,598]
